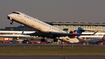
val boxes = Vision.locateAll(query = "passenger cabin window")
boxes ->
[12,12,20,14]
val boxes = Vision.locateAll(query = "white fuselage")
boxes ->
[7,11,79,43]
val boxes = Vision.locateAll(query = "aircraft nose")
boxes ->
[7,14,12,17]
[7,16,10,19]
[7,14,11,19]
[7,14,13,20]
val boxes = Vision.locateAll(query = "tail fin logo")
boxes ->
[76,27,84,34]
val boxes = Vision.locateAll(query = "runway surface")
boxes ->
[0,43,105,47]
[0,55,105,59]
[0,44,105,59]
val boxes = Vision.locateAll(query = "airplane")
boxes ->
[7,11,97,43]
[89,35,105,44]
[79,32,105,39]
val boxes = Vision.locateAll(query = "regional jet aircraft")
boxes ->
[7,11,96,43]
[89,35,105,44]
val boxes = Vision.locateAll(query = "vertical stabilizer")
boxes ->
[76,27,85,34]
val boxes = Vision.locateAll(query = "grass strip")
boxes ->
[0,46,105,55]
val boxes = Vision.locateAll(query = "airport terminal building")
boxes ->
[46,22,105,32]
[1,22,105,32]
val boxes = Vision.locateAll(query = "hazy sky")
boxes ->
[0,0,105,29]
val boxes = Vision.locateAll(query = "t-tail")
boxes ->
[76,27,85,34]
[76,27,98,35]
[69,27,84,38]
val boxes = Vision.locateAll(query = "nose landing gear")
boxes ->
[10,20,13,25]
[7,16,13,25]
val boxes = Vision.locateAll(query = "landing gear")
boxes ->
[7,16,13,25]
[10,20,13,25]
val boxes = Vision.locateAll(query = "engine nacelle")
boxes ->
[69,31,76,38]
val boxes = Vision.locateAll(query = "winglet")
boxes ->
[92,31,98,35]
[21,31,24,35]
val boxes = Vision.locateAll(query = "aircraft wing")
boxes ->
[0,34,33,38]
[23,31,97,38]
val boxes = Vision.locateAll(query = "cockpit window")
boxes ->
[12,12,20,14]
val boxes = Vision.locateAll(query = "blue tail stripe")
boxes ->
[76,27,84,34]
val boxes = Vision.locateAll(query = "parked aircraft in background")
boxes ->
[79,32,105,39]
[88,35,105,44]
[7,11,96,43]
